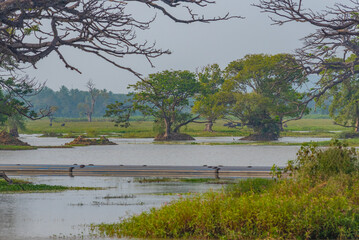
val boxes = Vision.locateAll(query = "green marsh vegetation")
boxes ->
[93,140,359,239]
[135,177,234,184]
[0,179,99,193]
[0,145,73,150]
[0,145,37,150]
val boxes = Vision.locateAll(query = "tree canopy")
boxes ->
[224,54,308,140]
[192,64,226,132]
[130,70,200,140]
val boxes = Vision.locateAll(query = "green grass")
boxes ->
[0,145,37,150]
[0,145,74,150]
[285,118,344,132]
[0,179,99,193]
[18,118,348,139]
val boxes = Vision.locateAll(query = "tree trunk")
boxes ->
[356,104,359,132]
[279,117,284,131]
[9,127,19,137]
[204,121,213,132]
[164,118,171,137]
[173,115,200,133]
[87,113,92,122]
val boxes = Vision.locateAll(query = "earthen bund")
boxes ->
[0,164,280,178]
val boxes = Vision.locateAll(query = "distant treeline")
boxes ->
[27,86,329,119]
[28,86,129,118]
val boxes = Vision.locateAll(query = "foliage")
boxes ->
[225,178,275,196]
[231,92,281,140]
[0,179,97,192]
[0,75,41,121]
[290,139,359,182]
[2,113,26,136]
[224,54,308,140]
[130,70,200,137]
[192,64,226,132]
[27,86,128,118]
[104,101,132,128]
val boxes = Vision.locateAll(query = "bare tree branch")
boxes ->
[255,0,359,104]
[0,0,241,78]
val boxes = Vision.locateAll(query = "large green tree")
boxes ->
[130,70,200,140]
[192,64,226,132]
[224,54,308,140]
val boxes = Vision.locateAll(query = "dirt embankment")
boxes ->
[0,131,30,146]
[154,133,195,141]
[65,136,117,146]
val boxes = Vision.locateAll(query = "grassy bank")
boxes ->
[0,145,37,150]
[92,141,359,239]
[0,145,74,150]
[21,118,346,139]
[0,179,98,193]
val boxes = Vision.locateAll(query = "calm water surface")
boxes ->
[0,135,331,166]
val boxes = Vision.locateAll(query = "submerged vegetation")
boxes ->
[0,179,98,193]
[93,140,359,239]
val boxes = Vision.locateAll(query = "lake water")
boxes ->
[0,135,332,167]
[0,135,332,239]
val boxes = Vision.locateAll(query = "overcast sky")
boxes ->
[24,0,341,93]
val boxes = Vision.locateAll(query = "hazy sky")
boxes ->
[24,0,341,93]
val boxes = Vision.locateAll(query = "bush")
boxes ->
[225,178,275,196]
[291,139,359,182]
